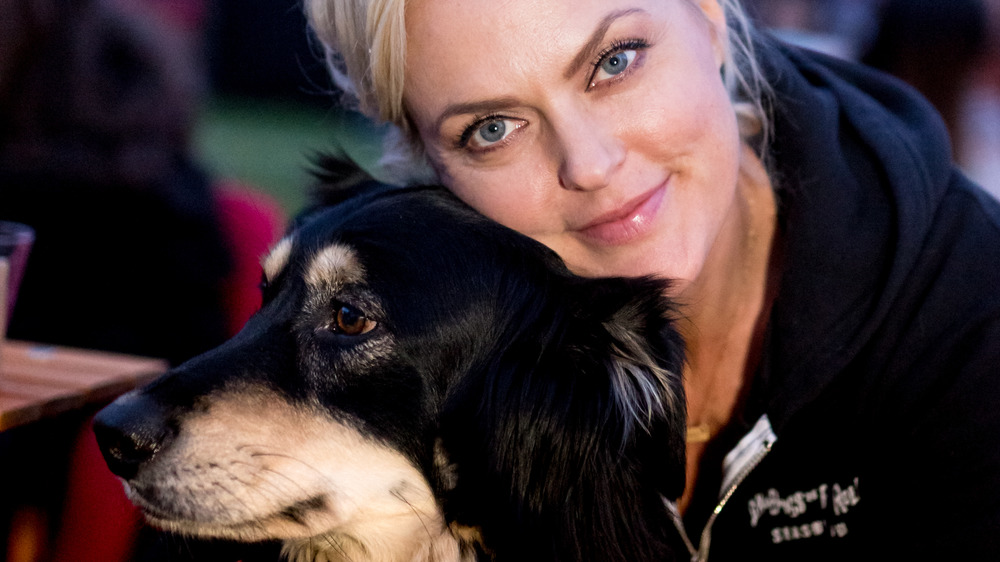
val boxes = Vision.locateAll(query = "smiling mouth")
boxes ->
[576,182,668,246]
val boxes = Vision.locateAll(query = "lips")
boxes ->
[576,181,667,246]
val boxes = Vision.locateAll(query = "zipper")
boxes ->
[670,415,776,562]
[695,437,772,561]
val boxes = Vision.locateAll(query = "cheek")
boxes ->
[629,68,742,228]
[435,152,558,235]
[626,49,738,167]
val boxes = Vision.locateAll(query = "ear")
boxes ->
[440,275,686,561]
[691,0,729,69]
[308,151,395,207]
[591,276,686,439]
[567,275,688,498]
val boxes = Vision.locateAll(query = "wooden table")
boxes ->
[0,340,167,432]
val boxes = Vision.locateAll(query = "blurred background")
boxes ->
[747,0,1000,199]
[145,0,1000,210]
[0,0,997,561]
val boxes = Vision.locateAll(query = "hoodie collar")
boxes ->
[752,37,954,432]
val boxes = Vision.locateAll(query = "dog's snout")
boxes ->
[93,391,176,480]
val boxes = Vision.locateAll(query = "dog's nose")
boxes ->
[93,391,176,480]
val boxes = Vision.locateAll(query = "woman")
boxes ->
[307,0,1000,559]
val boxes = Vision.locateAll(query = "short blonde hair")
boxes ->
[306,0,771,184]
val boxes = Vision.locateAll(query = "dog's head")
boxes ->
[94,179,686,561]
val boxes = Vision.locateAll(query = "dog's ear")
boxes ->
[573,275,686,450]
[311,151,373,192]
[441,275,686,561]
[307,152,397,208]
[561,274,687,503]
[293,152,407,232]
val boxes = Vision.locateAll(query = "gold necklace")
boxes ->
[686,423,714,444]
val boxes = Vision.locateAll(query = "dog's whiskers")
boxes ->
[247,447,376,517]
[241,447,351,518]
[229,455,315,501]
[325,533,358,562]
[390,486,440,560]
[209,473,260,524]
[243,445,338,484]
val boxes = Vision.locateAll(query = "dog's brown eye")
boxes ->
[334,305,377,335]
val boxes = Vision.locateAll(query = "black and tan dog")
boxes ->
[94,164,687,562]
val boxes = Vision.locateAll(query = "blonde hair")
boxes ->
[306,0,772,185]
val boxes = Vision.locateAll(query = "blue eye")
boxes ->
[601,51,632,76]
[592,48,638,86]
[479,120,507,144]
[463,116,522,149]
[587,39,648,89]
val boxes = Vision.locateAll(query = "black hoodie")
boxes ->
[674,39,1000,561]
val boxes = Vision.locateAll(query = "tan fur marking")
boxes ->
[306,244,364,290]
[262,236,294,284]
[127,387,461,561]
[449,523,489,557]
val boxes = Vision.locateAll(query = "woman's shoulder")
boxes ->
[758,36,953,198]
[754,38,1000,425]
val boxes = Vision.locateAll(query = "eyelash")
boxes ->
[455,37,651,150]
[587,38,649,89]
[456,112,509,149]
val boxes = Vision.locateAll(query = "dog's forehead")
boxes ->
[262,189,545,296]
[261,236,365,290]
[305,244,364,289]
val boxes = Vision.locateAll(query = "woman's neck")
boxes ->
[676,145,777,511]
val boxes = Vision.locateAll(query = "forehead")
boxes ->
[260,191,478,286]
[261,237,364,289]
[305,245,364,289]
[399,0,715,153]
[405,0,660,45]
[403,0,663,104]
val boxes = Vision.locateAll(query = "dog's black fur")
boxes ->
[94,160,688,561]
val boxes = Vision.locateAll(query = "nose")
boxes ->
[93,391,176,481]
[554,106,625,192]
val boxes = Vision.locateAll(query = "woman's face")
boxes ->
[404,0,741,285]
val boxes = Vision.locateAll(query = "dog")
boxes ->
[94,161,688,562]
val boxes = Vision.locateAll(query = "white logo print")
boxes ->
[747,477,860,543]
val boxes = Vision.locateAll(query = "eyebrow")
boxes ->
[563,8,646,80]
[434,97,523,133]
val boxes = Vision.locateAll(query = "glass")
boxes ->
[0,221,35,340]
